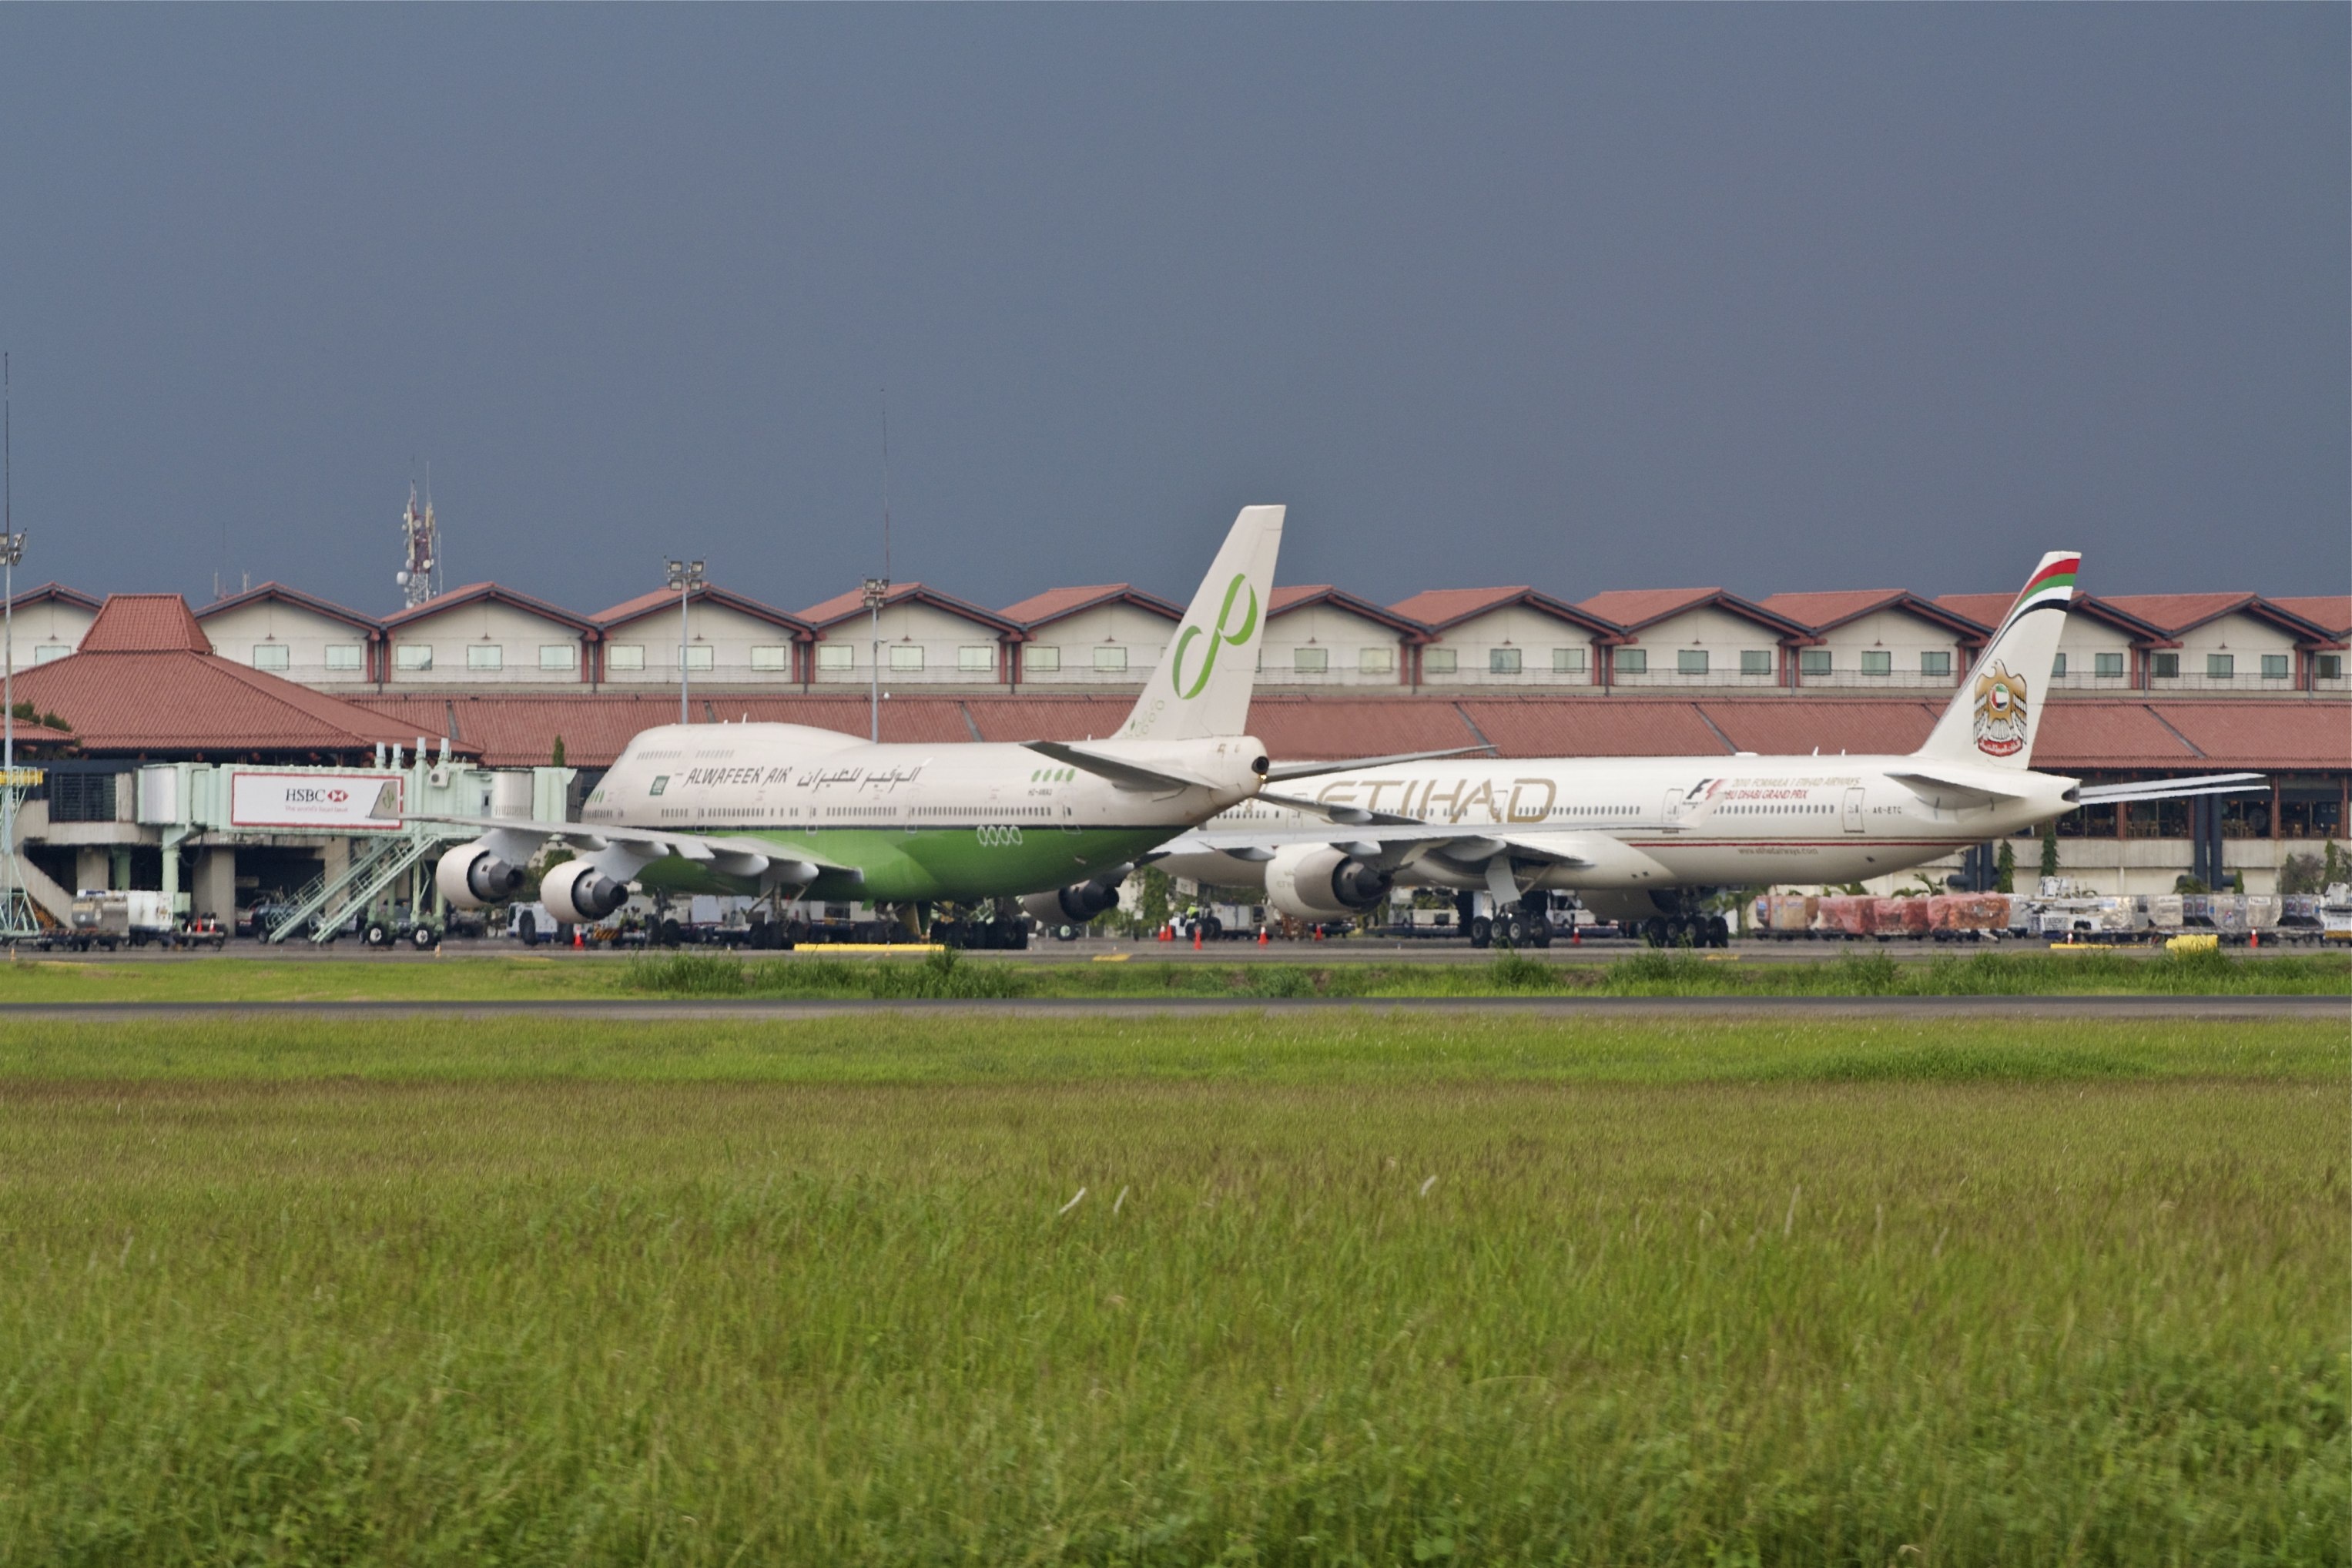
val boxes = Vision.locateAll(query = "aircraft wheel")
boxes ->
[1642,916,1667,948]
[1468,915,1493,949]
[364,921,392,948]
[411,925,438,950]
[658,917,682,948]
[1707,915,1730,948]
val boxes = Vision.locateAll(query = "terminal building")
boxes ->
[6,567,2345,911]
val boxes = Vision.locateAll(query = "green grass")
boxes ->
[0,944,2340,1004]
[0,1014,2344,1564]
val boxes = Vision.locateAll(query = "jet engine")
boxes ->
[1018,869,1129,927]
[434,841,524,910]
[1265,844,1392,921]
[540,859,631,925]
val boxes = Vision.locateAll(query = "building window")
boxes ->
[49,770,118,823]
[1677,649,1709,676]
[396,645,434,672]
[1360,647,1395,675]
[2260,654,2289,679]
[1921,651,1952,678]
[750,645,789,671]
[467,645,504,671]
[1799,649,1831,677]
[1860,651,1892,676]
[1612,647,1647,676]
[2052,653,2069,677]
[1092,645,1127,672]
[2320,654,2344,680]
[1553,647,1586,674]
[540,644,578,671]
[684,645,715,672]
[1025,646,1060,674]
[1293,647,1328,674]
[889,644,924,672]
[1489,648,1522,675]
[251,643,291,672]
[607,644,646,672]
[34,644,69,664]
[324,644,364,671]
[1423,648,1457,675]
[957,645,995,673]
[2206,653,2233,679]
[2095,652,2125,678]
[1740,650,1773,676]
[2152,652,2179,679]
[816,644,853,672]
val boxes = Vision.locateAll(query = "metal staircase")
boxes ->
[264,827,455,943]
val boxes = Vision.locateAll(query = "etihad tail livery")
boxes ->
[430,505,1302,939]
[1155,551,2264,946]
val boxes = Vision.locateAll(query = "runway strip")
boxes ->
[2,996,2341,1021]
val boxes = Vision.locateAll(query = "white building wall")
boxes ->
[199,601,376,686]
[600,602,801,686]
[809,602,1007,685]
[1604,605,1784,689]
[1017,602,1174,686]
[1416,605,1603,688]
[1258,604,1411,688]
[1796,608,1968,690]
[386,601,591,687]
[2046,618,2142,692]
[2146,611,2304,695]
[12,600,96,665]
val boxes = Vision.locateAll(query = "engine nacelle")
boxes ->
[540,859,631,926]
[1265,844,1392,921]
[434,842,524,910]
[1018,871,1127,928]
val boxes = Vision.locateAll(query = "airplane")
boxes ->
[426,504,1474,946]
[1153,551,2267,948]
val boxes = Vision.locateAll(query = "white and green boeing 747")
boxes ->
[431,505,1469,937]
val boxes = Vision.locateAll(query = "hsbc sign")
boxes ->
[230,772,407,831]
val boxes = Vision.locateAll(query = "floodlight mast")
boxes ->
[666,559,705,725]
[2,353,18,938]
[862,576,889,743]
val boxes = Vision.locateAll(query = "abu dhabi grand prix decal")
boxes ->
[1972,662,2029,757]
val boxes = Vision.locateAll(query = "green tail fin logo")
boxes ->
[1168,573,1259,700]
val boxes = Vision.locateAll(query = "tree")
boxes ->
[2038,822,2060,883]
[551,734,567,768]
[2280,853,2324,895]
[2230,869,2244,894]
[1995,840,2015,894]
[2327,839,2343,887]
[1127,865,1172,935]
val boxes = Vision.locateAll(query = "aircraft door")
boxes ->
[1663,788,1683,829]
[1842,786,1866,833]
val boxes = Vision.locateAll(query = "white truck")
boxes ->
[59,890,216,951]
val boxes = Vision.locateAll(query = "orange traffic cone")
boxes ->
[1193,926,1202,951]
[1257,926,1268,946]
[1314,925,1325,941]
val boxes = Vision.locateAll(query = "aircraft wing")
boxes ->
[1158,820,1601,867]
[2072,772,2270,806]
[1262,745,1493,782]
[413,814,857,886]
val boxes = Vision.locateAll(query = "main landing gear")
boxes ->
[1640,912,1730,949]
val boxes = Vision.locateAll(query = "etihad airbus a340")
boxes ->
[1154,552,2262,946]
[427,504,1467,943]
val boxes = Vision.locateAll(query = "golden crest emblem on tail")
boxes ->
[1972,662,2029,757]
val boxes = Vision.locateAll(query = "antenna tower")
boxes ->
[397,478,440,608]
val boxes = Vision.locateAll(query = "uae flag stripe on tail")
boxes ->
[2002,554,2079,628]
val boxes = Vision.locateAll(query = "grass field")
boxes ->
[1,1012,2344,1564]
[0,943,2344,1004]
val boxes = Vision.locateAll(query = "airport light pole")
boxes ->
[862,576,890,743]
[1,528,20,931]
[666,558,705,725]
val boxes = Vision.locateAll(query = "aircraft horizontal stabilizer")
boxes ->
[1262,745,1494,782]
[1885,770,2026,808]
[2073,772,2270,805]
[1252,789,1422,826]
[1021,741,1224,794]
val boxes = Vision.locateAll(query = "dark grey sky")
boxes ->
[2,5,2344,619]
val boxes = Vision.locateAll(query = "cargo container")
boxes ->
[1872,896,1934,938]
[1928,893,2010,938]
[1814,896,1876,939]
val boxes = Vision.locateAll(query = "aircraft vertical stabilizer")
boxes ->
[1914,551,2079,769]
[1115,505,1284,742]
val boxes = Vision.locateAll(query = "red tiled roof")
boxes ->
[999,585,1181,628]
[2270,597,2352,638]
[1931,593,2013,628]
[79,595,213,654]
[799,581,1020,634]
[381,582,598,635]
[3,581,102,614]
[1754,590,1985,638]
[323,690,2350,776]
[1388,587,1614,634]
[1573,588,1720,627]
[194,581,381,633]
[591,584,811,634]
[2095,594,2261,635]
[1269,585,1334,614]
[1459,698,1733,757]
[1265,585,1426,635]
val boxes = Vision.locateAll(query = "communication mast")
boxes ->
[396,480,441,608]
